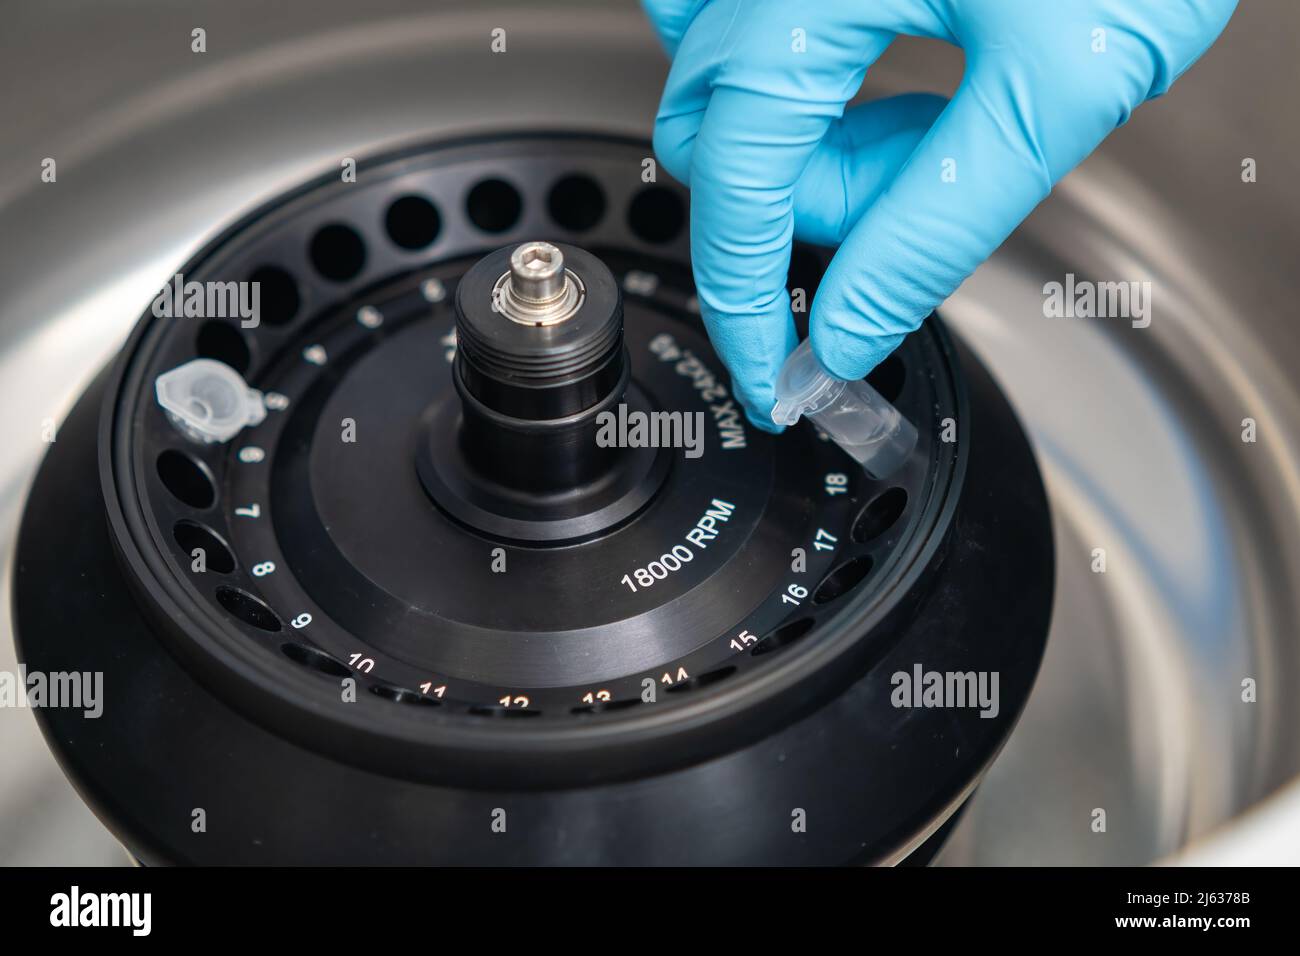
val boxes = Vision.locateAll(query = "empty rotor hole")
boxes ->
[385,194,442,250]
[371,683,440,706]
[280,642,350,678]
[813,555,874,605]
[309,223,367,282]
[570,697,641,716]
[173,520,235,574]
[468,704,541,718]
[195,320,251,374]
[466,178,522,233]
[866,354,906,404]
[547,174,606,232]
[627,186,685,244]
[665,665,737,694]
[852,487,908,544]
[751,617,815,657]
[156,449,216,509]
[247,265,301,326]
[216,586,281,632]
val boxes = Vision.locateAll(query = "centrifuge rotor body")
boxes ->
[14,134,1053,865]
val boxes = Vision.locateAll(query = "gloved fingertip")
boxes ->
[729,384,783,434]
[746,408,784,435]
[809,336,870,382]
[809,326,905,384]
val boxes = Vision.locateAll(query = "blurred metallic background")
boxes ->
[1,0,1297,865]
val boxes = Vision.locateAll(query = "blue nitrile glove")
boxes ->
[642,0,1237,431]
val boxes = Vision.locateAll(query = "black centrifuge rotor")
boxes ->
[14,133,1053,864]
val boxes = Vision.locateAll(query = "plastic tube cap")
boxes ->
[155,358,266,444]
[772,339,845,426]
[771,340,918,479]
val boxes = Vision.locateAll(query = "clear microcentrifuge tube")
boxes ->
[155,358,267,444]
[771,339,917,479]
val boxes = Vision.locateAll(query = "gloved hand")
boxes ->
[642,0,1237,430]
